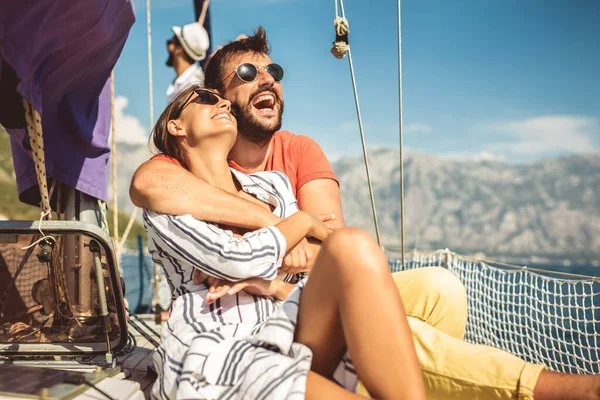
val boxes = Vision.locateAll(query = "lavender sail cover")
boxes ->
[0,0,135,205]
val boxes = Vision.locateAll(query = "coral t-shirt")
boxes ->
[151,130,338,197]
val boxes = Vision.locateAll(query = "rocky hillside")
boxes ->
[334,149,600,261]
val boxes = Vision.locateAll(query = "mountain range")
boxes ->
[335,149,600,262]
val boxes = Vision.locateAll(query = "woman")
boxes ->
[144,84,425,399]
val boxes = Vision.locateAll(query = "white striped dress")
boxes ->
[144,169,358,399]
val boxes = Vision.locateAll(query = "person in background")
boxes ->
[165,22,210,103]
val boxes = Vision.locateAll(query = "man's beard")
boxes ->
[232,100,284,145]
[166,53,174,67]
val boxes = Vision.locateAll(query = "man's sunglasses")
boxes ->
[235,63,284,83]
[167,36,180,46]
[179,89,223,115]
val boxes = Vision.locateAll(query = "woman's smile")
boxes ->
[212,110,234,122]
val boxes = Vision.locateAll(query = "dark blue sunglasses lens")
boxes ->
[196,90,220,105]
[236,63,284,82]
[266,64,284,82]
[236,64,258,82]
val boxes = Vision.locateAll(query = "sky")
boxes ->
[113,0,600,163]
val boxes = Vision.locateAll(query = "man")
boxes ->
[166,22,210,103]
[131,27,600,399]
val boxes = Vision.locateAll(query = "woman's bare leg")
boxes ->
[295,228,426,400]
[306,371,364,399]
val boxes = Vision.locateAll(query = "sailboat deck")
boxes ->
[115,314,161,399]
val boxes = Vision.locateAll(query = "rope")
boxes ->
[456,252,600,281]
[146,0,155,130]
[110,72,119,256]
[20,211,56,250]
[330,0,349,60]
[331,0,382,246]
[396,0,406,269]
[118,206,139,250]
[331,17,349,59]
[146,0,160,314]
[197,0,210,25]
[22,99,52,219]
[98,199,109,233]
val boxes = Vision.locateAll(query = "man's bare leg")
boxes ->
[535,370,600,400]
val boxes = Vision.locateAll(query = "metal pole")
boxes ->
[396,0,406,269]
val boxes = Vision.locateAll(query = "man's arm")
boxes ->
[297,178,345,230]
[276,135,346,272]
[292,135,345,229]
[130,159,280,229]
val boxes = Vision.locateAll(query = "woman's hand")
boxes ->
[205,278,293,303]
[280,214,334,274]
[281,237,319,275]
[206,277,274,304]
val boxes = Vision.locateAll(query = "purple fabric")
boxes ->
[0,0,135,205]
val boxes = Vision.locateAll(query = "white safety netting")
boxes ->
[387,250,600,374]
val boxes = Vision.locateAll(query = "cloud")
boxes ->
[489,115,599,155]
[338,120,380,135]
[404,123,432,134]
[110,96,149,144]
[339,121,358,133]
[442,150,508,163]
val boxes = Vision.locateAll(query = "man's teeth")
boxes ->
[253,94,275,107]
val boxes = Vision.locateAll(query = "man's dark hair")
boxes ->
[204,26,270,92]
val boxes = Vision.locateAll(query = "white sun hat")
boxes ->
[172,22,210,61]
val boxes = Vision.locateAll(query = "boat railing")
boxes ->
[386,249,600,375]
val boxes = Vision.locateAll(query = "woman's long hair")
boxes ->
[150,84,202,169]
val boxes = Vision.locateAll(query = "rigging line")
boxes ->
[198,0,210,25]
[22,99,52,219]
[396,0,406,269]
[146,0,155,137]
[336,0,382,246]
[146,0,160,312]
[118,206,140,250]
[110,71,119,256]
[452,251,600,281]
[413,249,600,281]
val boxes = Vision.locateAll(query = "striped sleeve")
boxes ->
[143,209,286,282]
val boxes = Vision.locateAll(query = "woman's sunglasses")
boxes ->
[179,89,223,115]
[235,63,284,83]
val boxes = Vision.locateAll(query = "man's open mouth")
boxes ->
[251,92,276,113]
